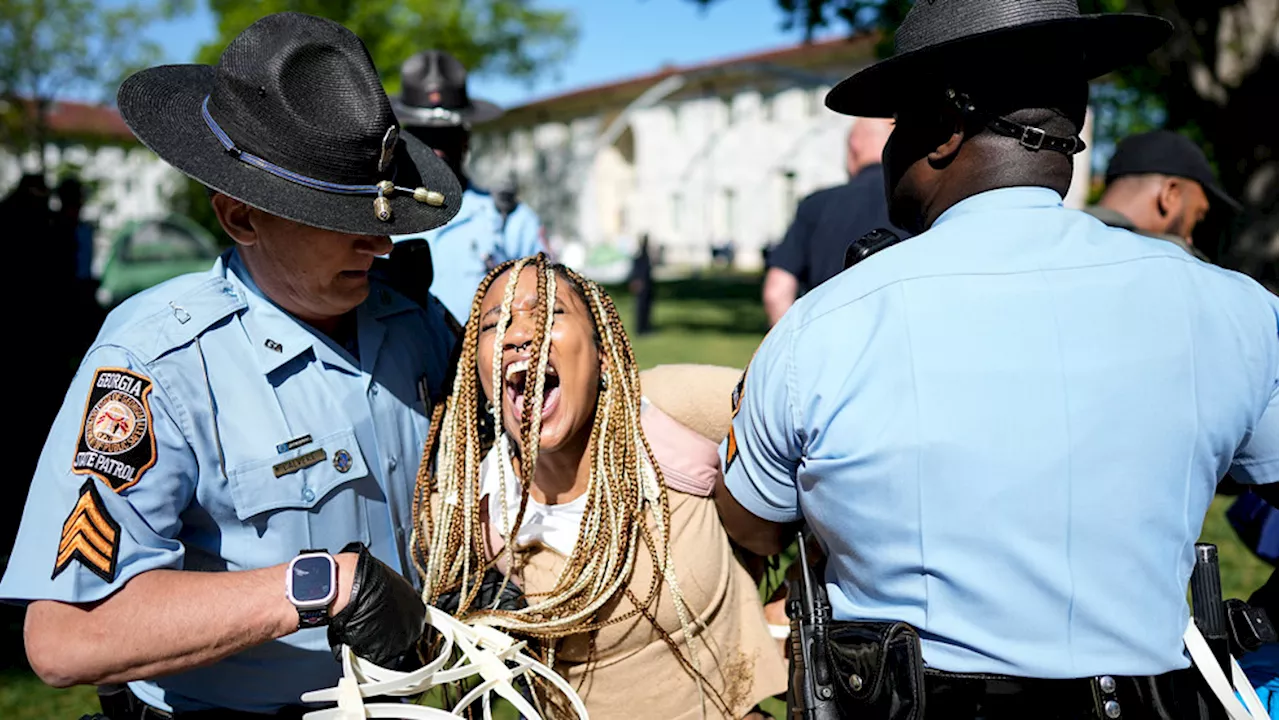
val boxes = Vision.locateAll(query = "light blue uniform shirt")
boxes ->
[1,250,456,713]
[393,184,542,322]
[723,187,1279,678]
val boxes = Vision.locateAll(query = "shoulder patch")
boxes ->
[53,480,121,583]
[731,368,747,418]
[73,368,157,492]
[725,425,739,471]
[726,367,748,471]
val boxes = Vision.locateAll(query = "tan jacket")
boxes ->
[466,401,787,719]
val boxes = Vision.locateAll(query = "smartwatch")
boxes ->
[286,549,337,629]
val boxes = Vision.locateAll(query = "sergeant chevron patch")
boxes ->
[53,480,121,583]
[725,367,747,470]
[73,368,157,492]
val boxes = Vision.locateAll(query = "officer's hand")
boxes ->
[327,542,425,669]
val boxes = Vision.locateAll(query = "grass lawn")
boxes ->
[605,273,770,371]
[2,273,1272,719]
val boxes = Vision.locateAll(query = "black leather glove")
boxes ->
[327,542,426,669]
[434,567,527,615]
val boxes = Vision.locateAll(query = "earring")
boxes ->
[599,371,610,390]
[485,400,494,413]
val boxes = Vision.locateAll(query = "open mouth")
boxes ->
[503,358,561,423]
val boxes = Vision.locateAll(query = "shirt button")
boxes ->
[396,528,406,542]
[388,456,398,472]
[302,487,316,502]
[370,385,380,396]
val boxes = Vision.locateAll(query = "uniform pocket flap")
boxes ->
[226,429,367,521]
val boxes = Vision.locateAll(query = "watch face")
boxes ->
[290,556,333,604]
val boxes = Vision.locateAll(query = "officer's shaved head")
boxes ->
[884,77,1086,234]
[847,118,895,177]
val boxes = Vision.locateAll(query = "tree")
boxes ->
[0,0,194,172]
[198,0,578,94]
[686,0,1278,286]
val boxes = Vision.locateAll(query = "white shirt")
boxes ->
[480,399,658,556]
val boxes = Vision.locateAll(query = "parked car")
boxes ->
[96,214,222,308]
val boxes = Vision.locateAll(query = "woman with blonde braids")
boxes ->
[412,254,786,719]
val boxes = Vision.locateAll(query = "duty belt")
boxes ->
[919,666,1206,720]
[96,684,311,720]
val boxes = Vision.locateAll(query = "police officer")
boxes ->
[391,50,544,322]
[0,13,461,716]
[1086,129,1242,262]
[715,1,1278,718]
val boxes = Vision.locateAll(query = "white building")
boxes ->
[0,98,182,274]
[469,35,1094,273]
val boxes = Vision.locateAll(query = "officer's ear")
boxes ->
[927,103,966,168]
[1154,176,1182,220]
[210,193,259,248]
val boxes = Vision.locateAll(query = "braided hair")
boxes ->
[412,254,729,716]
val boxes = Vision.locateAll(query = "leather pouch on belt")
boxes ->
[825,621,926,720]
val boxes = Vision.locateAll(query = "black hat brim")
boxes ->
[1204,182,1243,213]
[117,64,461,236]
[827,14,1173,117]
[392,97,504,127]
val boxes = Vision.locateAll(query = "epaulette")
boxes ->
[124,277,248,363]
[366,278,422,320]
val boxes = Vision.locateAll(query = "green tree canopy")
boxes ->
[198,0,578,94]
[0,0,193,163]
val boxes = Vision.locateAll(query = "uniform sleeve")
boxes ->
[768,193,817,279]
[1229,289,1279,487]
[0,345,198,605]
[502,204,545,262]
[719,319,804,523]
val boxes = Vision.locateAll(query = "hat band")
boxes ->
[200,96,446,221]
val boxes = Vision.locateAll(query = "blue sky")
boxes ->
[144,0,841,108]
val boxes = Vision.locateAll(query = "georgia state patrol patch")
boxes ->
[73,368,157,492]
[53,479,121,582]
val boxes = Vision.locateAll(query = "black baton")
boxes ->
[1191,543,1231,678]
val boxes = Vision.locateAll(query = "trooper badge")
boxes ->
[73,368,157,492]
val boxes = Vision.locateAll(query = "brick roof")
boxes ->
[6,97,136,144]
[483,32,880,127]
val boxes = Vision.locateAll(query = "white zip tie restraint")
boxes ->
[300,605,589,720]
[1183,618,1270,720]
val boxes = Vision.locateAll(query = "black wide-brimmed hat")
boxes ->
[392,50,503,128]
[117,12,461,236]
[827,0,1172,118]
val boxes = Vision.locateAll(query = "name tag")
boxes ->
[273,449,326,478]
[276,434,314,454]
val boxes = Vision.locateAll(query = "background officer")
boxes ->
[715,0,1277,716]
[0,13,460,716]
[1086,129,1241,261]
[762,117,902,327]
[391,49,544,322]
